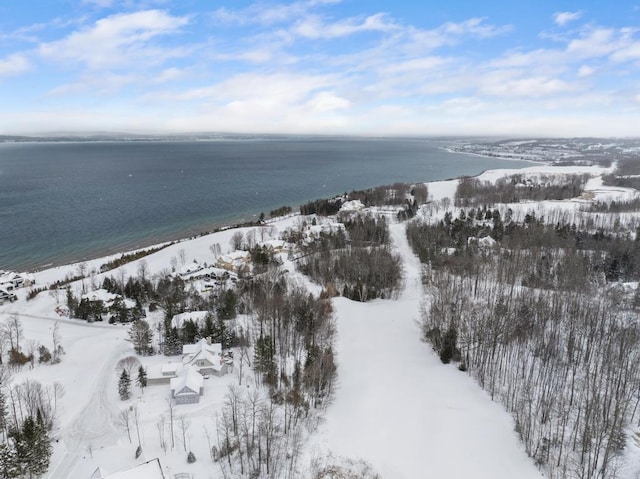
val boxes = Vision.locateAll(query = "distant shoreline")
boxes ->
[3,142,535,274]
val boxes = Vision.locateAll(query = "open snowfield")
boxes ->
[309,223,542,478]
[1,163,639,478]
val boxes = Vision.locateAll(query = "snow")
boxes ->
[170,366,203,397]
[2,162,639,478]
[309,221,543,478]
[170,310,209,329]
[340,199,365,212]
[101,458,165,478]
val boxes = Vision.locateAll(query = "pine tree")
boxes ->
[32,410,52,476]
[136,365,147,391]
[164,326,182,356]
[0,443,19,478]
[9,412,52,477]
[118,369,131,400]
[0,390,8,438]
[128,319,153,355]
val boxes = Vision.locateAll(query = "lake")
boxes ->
[0,137,530,271]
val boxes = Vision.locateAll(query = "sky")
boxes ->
[1,1,640,137]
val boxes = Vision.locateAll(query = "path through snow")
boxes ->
[310,220,543,478]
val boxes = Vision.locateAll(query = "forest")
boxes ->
[408,168,640,478]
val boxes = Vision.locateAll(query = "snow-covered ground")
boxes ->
[1,162,639,478]
[308,222,542,478]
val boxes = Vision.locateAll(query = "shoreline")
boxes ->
[440,146,551,165]
[11,149,543,275]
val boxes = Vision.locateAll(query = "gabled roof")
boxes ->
[170,366,203,396]
[185,348,224,372]
[100,458,166,479]
[171,311,209,329]
[182,337,221,356]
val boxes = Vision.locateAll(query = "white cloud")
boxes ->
[38,10,190,70]
[156,72,336,104]
[404,18,511,54]
[567,27,618,58]
[306,91,350,111]
[553,11,583,26]
[292,13,396,39]
[0,54,30,78]
[480,70,575,97]
[212,0,342,26]
[577,65,596,77]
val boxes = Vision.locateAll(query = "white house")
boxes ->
[91,458,166,478]
[146,362,183,385]
[182,338,231,376]
[216,250,250,272]
[81,289,136,309]
[170,366,204,405]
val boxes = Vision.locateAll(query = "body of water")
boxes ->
[0,138,531,271]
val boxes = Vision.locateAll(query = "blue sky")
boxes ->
[1,0,640,136]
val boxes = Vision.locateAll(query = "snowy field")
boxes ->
[1,162,639,478]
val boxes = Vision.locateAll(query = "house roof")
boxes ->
[81,288,119,303]
[185,348,224,372]
[170,366,203,396]
[100,458,165,479]
[182,337,221,356]
[171,311,209,329]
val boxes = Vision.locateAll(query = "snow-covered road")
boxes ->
[311,221,543,478]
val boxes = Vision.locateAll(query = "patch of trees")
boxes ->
[408,208,640,286]
[0,375,57,478]
[239,272,336,406]
[214,271,337,478]
[588,198,640,213]
[455,174,588,207]
[300,246,402,302]
[98,244,172,273]
[422,272,640,478]
[269,205,293,218]
[341,215,390,247]
[0,316,63,369]
[215,387,304,479]
[409,205,640,477]
[300,198,343,216]
[298,214,402,302]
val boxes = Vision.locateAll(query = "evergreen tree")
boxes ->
[0,390,8,438]
[216,289,237,320]
[201,313,215,339]
[136,365,147,391]
[181,319,199,345]
[0,443,19,478]
[439,325,459,364]
[128,319,153,355]
[118,369,131,400]
[164,326,182,356]
[9,412,52,477]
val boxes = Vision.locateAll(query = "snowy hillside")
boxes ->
[1,162,640,478]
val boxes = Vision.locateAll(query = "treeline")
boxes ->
[408,204,640,477]
[0,377,56,478]
[422,273,639,478]
[214,272,337,478]
[300,182,429,217]
[300,198,343,216]
[408,207,640,285]
[456,174,588,206]
[269,205,293,218]
[348,182,428,207]
[603,159,640,191]
[299,215,403,302]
